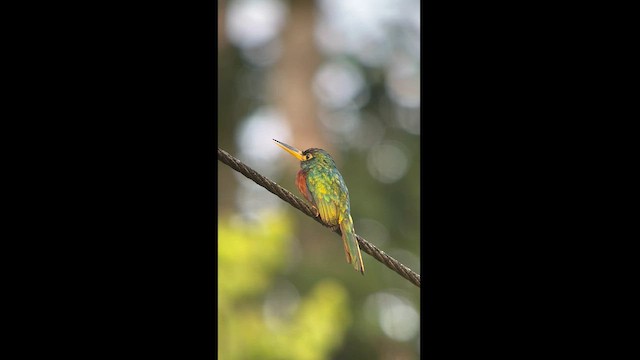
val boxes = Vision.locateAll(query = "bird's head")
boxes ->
[273,139,335,170]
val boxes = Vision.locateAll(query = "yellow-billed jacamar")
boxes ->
[273,139,365,274]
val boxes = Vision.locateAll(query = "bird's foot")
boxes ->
[311,206,319,218]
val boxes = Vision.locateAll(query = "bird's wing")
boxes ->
[309,171,347,225]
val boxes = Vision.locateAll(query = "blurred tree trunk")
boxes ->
[270,0,333,155]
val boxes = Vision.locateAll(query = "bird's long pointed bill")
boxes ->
[273,139,305,161]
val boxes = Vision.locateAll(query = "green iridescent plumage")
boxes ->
[274,139,365,274]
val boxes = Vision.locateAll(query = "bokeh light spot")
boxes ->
[364,292,419,342]
[313,61,366,109]
[386,54,420,108]
[367,141,410,183]
[355,218,390,247]
[226,0,288,49]
[236,106,291,176]
[263,280,301,331]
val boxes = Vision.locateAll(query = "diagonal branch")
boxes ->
[218,147,421,288]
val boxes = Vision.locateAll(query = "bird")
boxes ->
[273,139,365,274]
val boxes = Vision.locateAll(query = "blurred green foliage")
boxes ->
[218,213,352,360]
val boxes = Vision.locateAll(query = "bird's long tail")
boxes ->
[339,214,365,275]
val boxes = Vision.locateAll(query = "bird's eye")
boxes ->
[306,154,313,160]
